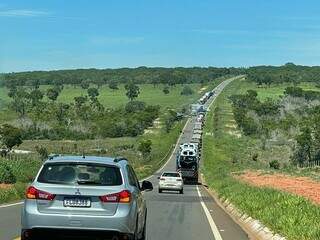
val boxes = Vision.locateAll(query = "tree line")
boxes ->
[247,63,320,86]
[1,67,240,88]
[4,63,320,89]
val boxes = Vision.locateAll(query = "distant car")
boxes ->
[21,155,153,240]
[158,172,184,194]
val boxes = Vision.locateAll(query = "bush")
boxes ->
[138,139,152,158]
[125,101,146,113]
[35,145,48,161]
[180,85,194,95]
[0,161,16,184]
[252,153,259,161]
[163,86,170,94]
[269,160,280,169]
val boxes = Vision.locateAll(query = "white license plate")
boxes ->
[64,197,91,207]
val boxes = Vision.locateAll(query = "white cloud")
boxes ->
[0,9,49,17]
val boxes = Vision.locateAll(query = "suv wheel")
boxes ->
[158,188,162,193]
[180,189,184,194]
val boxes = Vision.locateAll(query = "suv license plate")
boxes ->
[64,197,91,208]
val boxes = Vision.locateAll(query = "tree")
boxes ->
[163,86,170,95]
[294,127,313,164]
[95,78,105,89]
[0,124,23,155]
[125,81,140,101]
[74,96,88,108]
[29,89,44,107]
[35,145,48,161]
[87,87,99,101]
[46,88,59,102]
[164,110,178,133]
[109,81,119,90]
[80,80,90,89]
[125,101,146,113]
[180,85,194,95]
[8,88,30,117]
[138,139,152,158]
[7,86,17,98]
[31,79,40,89]
[53,84,64,93]
[55,103,70,124]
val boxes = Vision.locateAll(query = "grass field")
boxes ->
[0,83,205,111]
[236,81,320,101]
[202,79,320,240]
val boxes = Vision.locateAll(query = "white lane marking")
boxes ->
[196,185,223,240]
[141,118,191,181]
[0,202,23,209]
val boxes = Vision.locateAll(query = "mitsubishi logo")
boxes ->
[75,189,81,195]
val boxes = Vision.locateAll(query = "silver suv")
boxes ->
[21,155,153,240]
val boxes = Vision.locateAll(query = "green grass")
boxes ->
[202,79,320,240]
[0,84,205,111]
[235,81,320,101]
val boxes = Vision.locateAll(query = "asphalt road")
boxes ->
[144,76,249,240]
[0,76,248,240]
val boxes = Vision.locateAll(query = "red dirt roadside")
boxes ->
[236,171,320,205]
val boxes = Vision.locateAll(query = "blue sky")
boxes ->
[1,0,320,72]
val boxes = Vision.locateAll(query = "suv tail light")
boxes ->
[26,186,56,201]
[160,178,165,181]
[100,190,131,203]
[176,178,182,181]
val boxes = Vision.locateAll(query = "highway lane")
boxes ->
[0,76,248,240]
[143,76,248,240]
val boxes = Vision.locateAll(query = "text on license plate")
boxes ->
[64,198,91,207]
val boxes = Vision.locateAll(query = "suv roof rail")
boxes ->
[48,154,61,160]
[114,157,128,163]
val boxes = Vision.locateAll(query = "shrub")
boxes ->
[252,153,259,162]
[138,139,152,158]
[125,101,146,113]
[35,145,49,161]
[163,86,170,94]
[180,85,194,95]
[0,161,16,184]
[269,160,280,169]
[0,124,23,154]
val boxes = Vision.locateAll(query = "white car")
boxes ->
[158,172,184,194]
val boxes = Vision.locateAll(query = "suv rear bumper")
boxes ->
[21,200,136,235]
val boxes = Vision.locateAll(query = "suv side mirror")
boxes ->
[141,180,153,192]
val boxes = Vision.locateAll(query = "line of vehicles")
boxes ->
[20,88,217,239]
[198,90,215,105]
[175,90,215,183]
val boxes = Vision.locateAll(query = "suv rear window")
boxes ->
[162,172,180,177]
[37,163,122,186]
